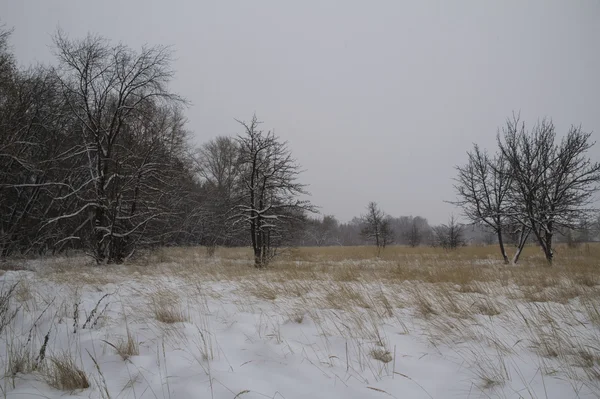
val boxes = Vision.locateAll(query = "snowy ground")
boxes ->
[1,247,599,398]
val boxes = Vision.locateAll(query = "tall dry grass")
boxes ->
[3,243,599,397]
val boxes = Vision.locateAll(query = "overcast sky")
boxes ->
[2,1,599,224]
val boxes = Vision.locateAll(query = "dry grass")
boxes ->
[42,355,90,391]
[151,291,189,324]
[370,347,393,363]
[14,279,33,303]
[4,243,599,397]
[5,342,34,378]
[246,280,279,301]
[0,261,28,272]
[0,282,20,337]
[108,329,139,360]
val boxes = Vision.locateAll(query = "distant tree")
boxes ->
[360,202,393,255]
[304,215,340,246]
[0,24,14,85]
[561,219,593,248]
[381,217,394,249]
[232,115,314,267]
[591,214,600,241]
[498,115,600,265]
[481,226,496,246]
[432,215,465,250]
[193,136,242,249]
[404,217,424,247]
[320,215,340,245]
[338,218,364,246]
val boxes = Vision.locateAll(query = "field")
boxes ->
[1,244,599,399]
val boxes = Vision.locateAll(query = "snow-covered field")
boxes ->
[1,246,599,399]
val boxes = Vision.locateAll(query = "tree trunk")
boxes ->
[543,231,553,265]
[512,244,524,264]
[253,244,261,267]
[496,229,509,264]
[261,230,267,266]
[254,230,262,268]
[512,228,530,264]
[94,205,106,264]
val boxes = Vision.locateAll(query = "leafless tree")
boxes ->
[405,221,421,247]
[193,136,243,249]
[380,217,394,249]
[48,31,185,263]
[0,27,76,258]
[233,115,315,267]
[403,217,428,247]
[0,28,233,260]
[0,24,14,86]
[498,115,600,264]
[432,215,465,250]
[453,144,529,263]
[360,202,393,255]
[302,215,341,246]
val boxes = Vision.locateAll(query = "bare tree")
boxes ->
[404,217,428,247]
[193,136,242,249]
[405,220,421,247]
[453,144,529,263]
[303,215,341,246]
[360,202,393,255]
[0,27,76,258]
[432,215,465,250]
[233,115,314,267]
[0,28,229,260]
[380,217,394,249]
[498,116,600,265]
[0,23,14,87]
[49,31,185,263]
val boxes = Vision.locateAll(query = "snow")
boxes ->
[0,260,598,399]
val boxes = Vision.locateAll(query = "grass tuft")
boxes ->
[370,347,393,363]
[43,355,90,391]
[152,294,188,324]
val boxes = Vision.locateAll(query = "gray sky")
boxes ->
[2,1,599,224]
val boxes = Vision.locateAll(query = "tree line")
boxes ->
[2,27,599,267]
[299,206,505,250]
[0,28,311,266]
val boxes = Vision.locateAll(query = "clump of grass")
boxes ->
[151,291,188,324]
[6,343,34,379]
[117,333,139,360]
[573,273,598,287]
[0,282,20,334]
[289,312,304,324]
[522,283,582,305]
[581,295,600,326]
[458,282,486,294]
[153,302,188,324]
[105,329,139,360]
[410,290,437,317]
[474,298,501,316]
[324,284,371,310]
[333,266,360,282]
[467,346,510,391]
[43,355,90,391]
[370,347,392,363]
[15,279,33,303]
[247,281,278,301]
